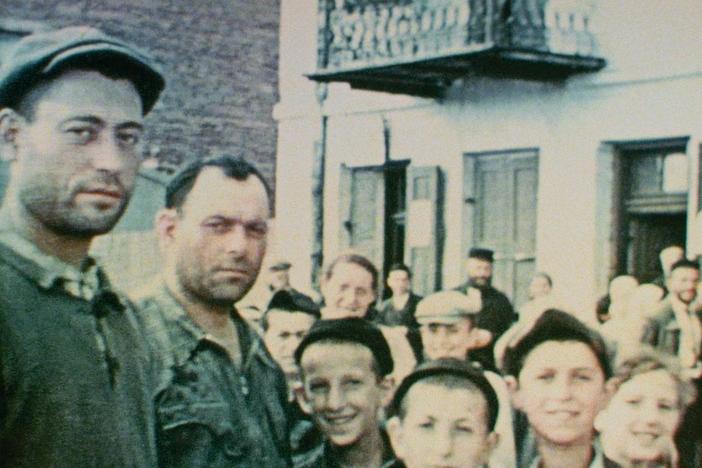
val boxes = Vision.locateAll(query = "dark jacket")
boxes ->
[294,429,394,468]
[376,292,423,328]
[0,242,157,468]
[641,297,702,358]
[455,282,516,371]
[134,281,291,468]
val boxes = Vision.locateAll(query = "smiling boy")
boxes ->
[294,318,395,467]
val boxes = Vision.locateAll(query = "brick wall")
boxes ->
[0,0,280,195]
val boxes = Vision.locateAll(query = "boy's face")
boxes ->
[596,369,681,464]
[510,340,607,448]
[388,381,497,468]
[420,319,474,360]
[300,341,386,447]
[263,310,316,374]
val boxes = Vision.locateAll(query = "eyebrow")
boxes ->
[61,115,144,132]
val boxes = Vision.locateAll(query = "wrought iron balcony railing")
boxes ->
[307,0,606,97]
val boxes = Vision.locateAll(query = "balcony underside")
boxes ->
[308,46,606,98]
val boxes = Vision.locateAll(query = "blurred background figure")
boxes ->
[652,245,685,296]
[519,272,558,323]
[595,274,639,324]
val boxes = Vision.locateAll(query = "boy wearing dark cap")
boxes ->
[0,26,163,467]
[502,309,611,468]
[386,359,500,468]
[294,318,395,467]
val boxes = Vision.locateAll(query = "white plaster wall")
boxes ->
[275,0,702,309]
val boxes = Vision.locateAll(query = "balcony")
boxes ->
[307,0,606,97]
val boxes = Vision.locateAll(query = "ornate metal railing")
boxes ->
[313,0,602,86]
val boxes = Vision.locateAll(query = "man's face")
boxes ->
[667,266,700,305]
[269,269,290,291]
[263,310,316,374]
[420,319,474,360]
[321,262,376,319]
[596,370,681,465]
[511,341,607,448]
[466,258,492,287]
[389,382,496,468]
[166,167,269,307]
[387,270,410,296]
[8,70,143,237]
[301,342,385,448]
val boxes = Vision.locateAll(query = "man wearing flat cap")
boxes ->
[265,259,315,308]
[455,247,516,371]
[0,26,164,466]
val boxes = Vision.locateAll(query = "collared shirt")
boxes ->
[0,230,100,299]
[134,280,291,468]
[528,444,605,468]
[670,295,702,370]
[0,230,157,467]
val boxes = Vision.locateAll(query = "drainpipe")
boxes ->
[311,82,328,292]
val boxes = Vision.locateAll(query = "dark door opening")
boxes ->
[382,162,407,298]
[625,213,686,283]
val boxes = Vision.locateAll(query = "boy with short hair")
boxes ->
[502,309,612,468]
[294,318,395,467]
[386,358,500,468]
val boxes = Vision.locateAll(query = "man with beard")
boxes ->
[643,258,702,467]
[134,155,291,467]
[0,26,164,466]
[455,247,516,371]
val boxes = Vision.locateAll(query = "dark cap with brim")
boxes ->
[0,26,164,114]
[266,289,320,318]
[269,260,292,272]
[391,358,499,431]
[501,309,612,379]
[468,247,494,262]
[294,318,394,377]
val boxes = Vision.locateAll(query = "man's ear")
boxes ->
[482,431,500,463]
[0,108,24,162]
[386,416,405,459]
[155,208,178,251]
[378,375,395,408]
[504,375,523,410]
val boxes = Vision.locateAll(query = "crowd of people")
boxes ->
[0,25,700,468]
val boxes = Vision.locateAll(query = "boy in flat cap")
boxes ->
[0,26,164,467]
[294,318,396,467]
[502,309,611,468]
[455,247,516,372]
[415,290,516,467]
[386,359,501,468]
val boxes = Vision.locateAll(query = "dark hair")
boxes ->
[391,358,499,431]
[323,253,379,292]
[165,154,272,210]
[262,290,320,330]
[670,258,700,273]
[388,263,411,279]
[502,309,612,379]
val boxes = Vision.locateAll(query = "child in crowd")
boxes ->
[595,348,696,467]
[386,358,501,468]
[415,290,515,467]
[262,289,321,457]
[294,318,395,467]
[503,309,611,468]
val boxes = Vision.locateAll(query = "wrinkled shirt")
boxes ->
[134,281,291,468]
[0,232,157,468]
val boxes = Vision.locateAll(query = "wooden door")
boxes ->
[464,149,538,305]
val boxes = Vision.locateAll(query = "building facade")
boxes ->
[274,0,702,317]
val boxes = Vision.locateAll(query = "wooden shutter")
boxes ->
[404,166,442,296]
